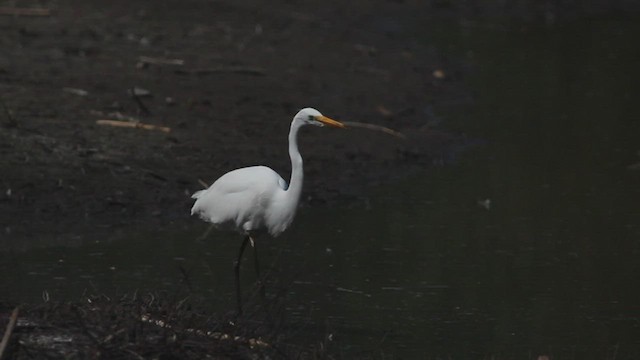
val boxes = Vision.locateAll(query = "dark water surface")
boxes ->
[2,15,639,358]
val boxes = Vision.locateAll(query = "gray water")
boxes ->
[2,15,640,358]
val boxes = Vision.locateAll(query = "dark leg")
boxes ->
[251,237,272,325]
[251,236,266,300]
[234,235,250,315]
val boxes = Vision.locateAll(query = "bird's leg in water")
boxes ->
[250,236,273,325]
[234,235,250,315]
[250,236,267,300]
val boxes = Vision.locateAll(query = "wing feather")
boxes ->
[190,166,287,233]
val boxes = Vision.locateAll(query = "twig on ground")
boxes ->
[0,7,50,16]
[63,87,89,96]
[342,121,405,139]
[0,98,17,128]
[130,87,152,115]
[175,66,266,76]
[335,287,371,297]
[124,349,146,360]
[90,110,139,122]
[96,119,171,133]
[138,56,185,66]
[0,307,19,359]
[195,224,215,242]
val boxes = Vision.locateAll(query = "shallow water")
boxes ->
[2,15,640,358]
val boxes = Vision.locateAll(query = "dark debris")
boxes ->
[1,293,328,360]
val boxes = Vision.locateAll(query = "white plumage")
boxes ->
[191,165,292,236]
[191,107,345,314]
[191,107,345,237]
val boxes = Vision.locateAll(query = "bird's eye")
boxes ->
[308,115,315,121]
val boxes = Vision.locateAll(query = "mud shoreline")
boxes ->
[1,0,472,241]
[2,1,637,358]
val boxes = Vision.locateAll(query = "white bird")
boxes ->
[191,107,345,313]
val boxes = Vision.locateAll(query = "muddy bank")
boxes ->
[2,2,639,240]
[2,1,639,358]
[1,0,474,240]
[0,293,323,359]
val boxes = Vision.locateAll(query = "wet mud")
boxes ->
[0,0,472,240]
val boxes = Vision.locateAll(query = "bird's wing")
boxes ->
[209,166,285,194]
[190,166,286,225]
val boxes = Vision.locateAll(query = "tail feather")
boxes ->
[190,189,207,216]
[191,189,205,199]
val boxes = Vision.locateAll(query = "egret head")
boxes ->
[294,107,345,128]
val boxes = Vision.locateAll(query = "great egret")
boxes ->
[191,107,345,314]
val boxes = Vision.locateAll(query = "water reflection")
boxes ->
[278,15,640,357]
[2,15,640,359]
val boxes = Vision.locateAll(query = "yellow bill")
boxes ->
[316,115,346,128]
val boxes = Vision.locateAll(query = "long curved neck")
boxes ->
[264,120,305,236]
[286,120,304,202]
